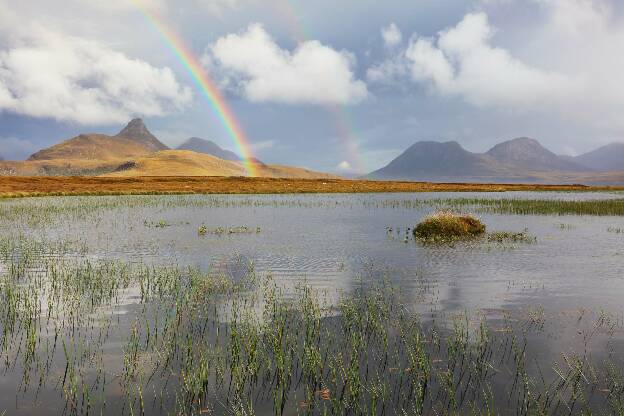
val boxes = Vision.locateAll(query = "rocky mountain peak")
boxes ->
[116,118,168,151]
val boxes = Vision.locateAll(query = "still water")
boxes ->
[0,192,623,414]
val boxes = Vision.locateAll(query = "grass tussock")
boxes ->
[414,211,486,241]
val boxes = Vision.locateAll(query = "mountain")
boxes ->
[573,143,624,171]
[486,137,587,171]
[177,137,240,161]
[115,118,168,151]
[29,119,167,161]
[28,134,155,161]
[368,137,594,182]
[369,141,503,180]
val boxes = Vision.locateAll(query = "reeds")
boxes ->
[0,235,621,415]
[0,193,622,414]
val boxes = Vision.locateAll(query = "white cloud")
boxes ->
[404,12,573,108]
[381,23,402,48]
[369,2,624,131]
[205,24,367,105]
[0,26,192,125]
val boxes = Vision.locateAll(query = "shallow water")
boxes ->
[1,191,623,414]
[8,192,622,314]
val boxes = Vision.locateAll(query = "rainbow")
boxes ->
[130,1,258,176]
[274,0,367,174]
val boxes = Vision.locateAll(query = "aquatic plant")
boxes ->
[0,228,622,415]
[426,197,624,216]
[486,229,536,243]
[414,211,486,241]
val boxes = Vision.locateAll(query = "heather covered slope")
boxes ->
[28,119,167,161]
[28,134,154,161]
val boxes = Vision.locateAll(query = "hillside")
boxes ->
[486,137,587,171]
[177,137,240,161]
[28,134,154,161]
[28,119,167,161]
[5,118,336,179]
[105,150,338,179]
[369,137,596,182]
[369,141,504,180]
[573,143,624,171]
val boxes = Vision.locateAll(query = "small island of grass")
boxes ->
[414,211,486,241]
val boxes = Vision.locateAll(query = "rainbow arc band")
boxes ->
[131,1,258,177]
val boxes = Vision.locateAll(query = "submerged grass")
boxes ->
[0,193,622,414]
[0,231,620,415]
[486,229,537,244]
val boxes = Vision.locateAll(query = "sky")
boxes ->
[1,0,624,173]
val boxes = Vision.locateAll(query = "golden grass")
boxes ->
[414,211,486,240]
[105,150,338,179]
[0,176,621,198]
[2,150,339,179]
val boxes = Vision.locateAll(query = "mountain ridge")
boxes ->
[572,142,624,171]
[368,137,595,182]
[176,137,240,161]
[370,141,503,180]
[29,119,167,161]
[14,119,332,179]
[485,137,587,172]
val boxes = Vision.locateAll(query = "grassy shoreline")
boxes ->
[1,176,623,198]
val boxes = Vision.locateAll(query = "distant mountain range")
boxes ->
[570,143,624,171]
[369,137,623,183]
[5,119,332,179]
[4,119,624,183]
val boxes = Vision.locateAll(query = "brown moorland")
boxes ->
[1,176,622,198]
[105,150,338,179]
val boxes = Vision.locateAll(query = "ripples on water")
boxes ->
[0,191,623,414]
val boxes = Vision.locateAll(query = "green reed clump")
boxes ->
[429,197,624,216]
[414,211,486,241]
[198,226,261,236]
[486,229,536,244]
